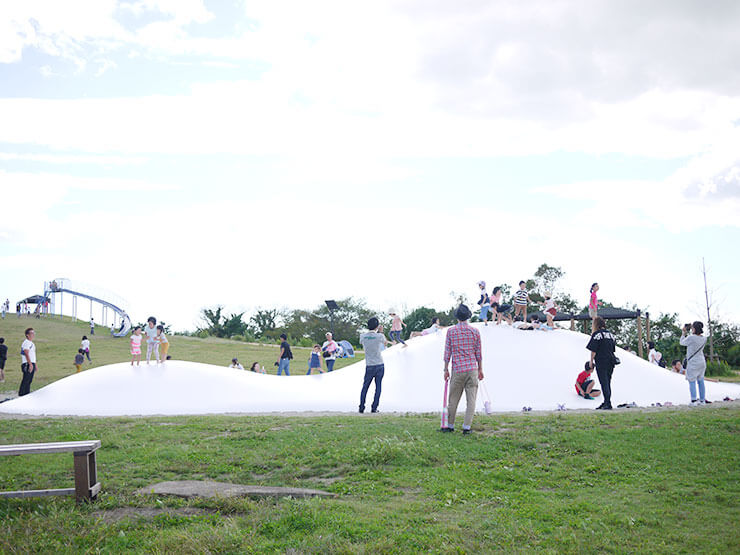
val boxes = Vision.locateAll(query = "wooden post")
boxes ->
[570,318,575,331]
[646,312,651,343]
[637,312,644,358]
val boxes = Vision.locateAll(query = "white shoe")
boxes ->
[690,400,700,406]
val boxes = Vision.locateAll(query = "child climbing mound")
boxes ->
[575,362,601,400]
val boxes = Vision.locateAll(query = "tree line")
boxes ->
[188,263,740,373]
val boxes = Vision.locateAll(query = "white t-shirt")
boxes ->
[21,339,36,364]
[648,349,662,365]
[145,325,158,343]
[81,339,90,351]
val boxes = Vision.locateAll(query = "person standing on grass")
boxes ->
[322,332,339,372]
[81,335,91,361]
[74,349,85,373]
[441,304,484,435]
[586,316,617,410]
[0,337,7,383]
[277,333,293,376]
[19,327,37,396]
[90,317,95,335]
[359,317,389,413]
[307,345,325,375]
[680,321,707,405]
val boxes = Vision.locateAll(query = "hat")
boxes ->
[478,280,486,288]
[388,308,397,315]
[544,291,552,297]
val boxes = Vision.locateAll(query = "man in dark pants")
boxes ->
[19,328,37,397]
[0,337,7,383]
[359,317,389,413]
[586,317,616,410]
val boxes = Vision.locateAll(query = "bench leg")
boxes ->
[73,451,98,503]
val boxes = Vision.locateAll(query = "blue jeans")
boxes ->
[278,358,290,376]
[359,364,384,412]
[326,359,335,372]
[480,305,490,321]
[689,378,705,401]
[390,330,405,345]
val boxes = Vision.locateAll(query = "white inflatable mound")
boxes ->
[1,325,739,416]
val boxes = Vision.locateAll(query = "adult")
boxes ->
[276,333,293,376]
[322,332,339,372]
[586,316,617,410]
[359,317,389,413]
[90,317,95,335]
[0,337,7,382]
[16,303,21,318]
[680,321,707,405]
[441,304,484,434]
[647,341,663,366]
[1,300,6,319]
[19,327,37,397]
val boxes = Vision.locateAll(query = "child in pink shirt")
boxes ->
[389,310,407,346]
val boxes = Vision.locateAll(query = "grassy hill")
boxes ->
[0,316,363,395]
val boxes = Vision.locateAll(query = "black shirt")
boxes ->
[0,344,7,360]
[280,341,293,360]
[586,328,616,364]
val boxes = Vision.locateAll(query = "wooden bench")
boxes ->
[0,440,101,503]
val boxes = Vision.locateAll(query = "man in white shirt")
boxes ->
[19,327,37,396]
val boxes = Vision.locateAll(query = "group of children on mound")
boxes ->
[477,280,559,329]
[129,317,169,365]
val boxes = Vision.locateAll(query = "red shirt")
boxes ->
[575,370,592,393]
[444,322,481,374]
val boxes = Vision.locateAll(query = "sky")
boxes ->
[1,0,739,332]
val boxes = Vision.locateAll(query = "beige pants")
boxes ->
[448,371,479,429]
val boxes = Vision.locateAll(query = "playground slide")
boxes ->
[43,285,131,337]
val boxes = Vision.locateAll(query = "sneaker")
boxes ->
[371,409,379,413]
[359,408,365,413]
[690,399,700,406]
[462,429,472,435]
[595,404,612,410]
[439,427,454,433]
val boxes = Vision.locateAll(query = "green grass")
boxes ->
[0,408,739,553]
[0,316,363,393]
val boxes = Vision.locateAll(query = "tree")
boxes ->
[249,308,280,339]
[198,306,247,338]
[533,263,564,297]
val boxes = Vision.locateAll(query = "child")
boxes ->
[80,335,91,361]
[130,326,143,366]
[229,358,245,370]
[410,317,443,338]
[307,344,325,375]
[647,341,663,366]
[477,281,491,325]
[74,349,85,373]
[144,316,159,364]
[90,317,95,335]
[491,286,513,325]
[575,361,601,400]
[389,310,407,346]
[513,281,530,322]
[589,283,600,333]
[541,291,557,328]
[156,325,169,363]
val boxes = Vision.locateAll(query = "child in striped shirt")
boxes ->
[513,281,530,322]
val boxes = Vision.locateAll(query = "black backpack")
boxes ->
[658,357,666,368]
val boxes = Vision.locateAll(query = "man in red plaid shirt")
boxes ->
[442,304,484,434]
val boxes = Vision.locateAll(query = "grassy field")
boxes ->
[1,317,739,552]
[0,316,363,395]
[1,407,739,553]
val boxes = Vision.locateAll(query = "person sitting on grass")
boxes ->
[575,361,601,400]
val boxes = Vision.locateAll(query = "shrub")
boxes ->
[726,344,740,369]
[706,360,735,377]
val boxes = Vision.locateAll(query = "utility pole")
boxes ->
[702,257,717,361]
